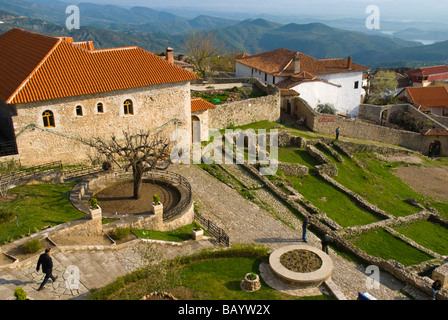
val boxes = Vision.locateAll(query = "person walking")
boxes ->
[321,231,332,254]
[432,280,442,300]
[335,127,340,140]
[36,248,58,291]
[302,216,311,243]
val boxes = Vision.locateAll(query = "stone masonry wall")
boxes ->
[10,82,192,166]
[295,98,448,156]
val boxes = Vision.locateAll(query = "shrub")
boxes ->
[22,239,42,254]
[316,103,336,115]
[89,197,99,209]
[153,194,160,205]
[14,287,27,300]
[113,227,130,240]
[192,221,202,231]
[0,208,15,224]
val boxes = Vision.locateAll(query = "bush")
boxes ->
[89,197,99,209]
[102,161,112,171]
[316,103,336,115]
[14,287,27,300]
[113,227,130,240]
[0,208,15,224]
[22,239,42,254]
[153,194,160,205]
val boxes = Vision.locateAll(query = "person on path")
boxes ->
[36,248,58,291]
[432,280,442,300]
[321,231,332,254]
[302,216,311,242]
[335,127,340,140]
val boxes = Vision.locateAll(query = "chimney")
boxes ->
[347,56,352,70]
[293,53,301,74]
[166,47,174,63]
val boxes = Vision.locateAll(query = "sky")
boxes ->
[71,0,448,21]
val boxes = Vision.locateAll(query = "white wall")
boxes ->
[235,62,286,85]
[318,72,364,116]
[291,81,340,114]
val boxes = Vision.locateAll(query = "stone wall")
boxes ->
[208,83,281,130]
[9,82,192,166]
[295,98,448,156]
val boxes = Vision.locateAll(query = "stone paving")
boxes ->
[0,163,431,300]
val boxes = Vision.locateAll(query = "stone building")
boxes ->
[0,28,200,166]
[235,48,370,117]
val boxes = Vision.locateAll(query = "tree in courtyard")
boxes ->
[184,32,224,77]
[371,71,398,97]
[316,103,337,115]
[82,130,171,200]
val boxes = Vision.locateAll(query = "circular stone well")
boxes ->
[269,245,333,289]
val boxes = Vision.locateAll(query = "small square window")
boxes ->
[354,81,359,89]
[75,105,83,116]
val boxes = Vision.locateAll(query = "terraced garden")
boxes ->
[198,120,448,271]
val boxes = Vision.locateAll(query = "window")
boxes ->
[264,72,267,82]
[75,105,83,116]
[273,76,276,84]
[42,110,55,128]
[123,99,134,115]
[354,81,359,89]
[97,102,104,114]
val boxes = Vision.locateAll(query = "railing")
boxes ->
[63,165,103,180]
[144,170,193,222]
[194,213,230,247]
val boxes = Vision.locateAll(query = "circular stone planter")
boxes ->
[241,273,261,292]
[269,245,333,289]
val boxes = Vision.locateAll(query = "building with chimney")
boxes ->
[235,48,370,116]
[0,28,200,166]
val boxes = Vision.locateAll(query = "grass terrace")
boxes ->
[347,228,435,267]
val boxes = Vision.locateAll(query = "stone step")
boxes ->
[402,284,432,300]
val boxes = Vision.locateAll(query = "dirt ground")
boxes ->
[95,181,181,214]
[393,165,448,203]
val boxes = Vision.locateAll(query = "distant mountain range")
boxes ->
[1,0,448,70]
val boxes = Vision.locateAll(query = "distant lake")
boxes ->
[414,40,439,45]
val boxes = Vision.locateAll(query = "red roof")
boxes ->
[408,65,448,77]
[191,98,215,112]
[235,48,369,78]
[0,28,199,104]
[403,86,448,109]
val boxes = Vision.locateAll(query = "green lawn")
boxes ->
[132,223,210,242]
[0,182,86,244]
[330,152,422,217]
[179,257,330,300]
[348,228,434,267]
[276,146,380,227]
[394,219,448,256]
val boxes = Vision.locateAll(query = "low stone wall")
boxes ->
[278,162,308,178]
[295,98,448,156]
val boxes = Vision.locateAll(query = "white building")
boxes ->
[235,48,370,117]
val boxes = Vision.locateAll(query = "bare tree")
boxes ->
[184,32,223,77]
[82,130,171,200]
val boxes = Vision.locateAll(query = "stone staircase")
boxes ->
[0,238,214,300]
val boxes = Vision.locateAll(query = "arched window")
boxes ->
[42,110,55,128]
[97,102,104,114]
[75,105,83,116]
[123,99,134,115]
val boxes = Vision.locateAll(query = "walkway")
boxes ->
[0,163,429,300]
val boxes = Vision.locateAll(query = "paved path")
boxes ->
[0,164,431,300]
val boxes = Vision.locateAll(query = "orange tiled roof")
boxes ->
[420,128,448,136]
[191,98,215,112]
[235,48,369,77]
[73,41,95,51]
[0,28,199,104]
[405,86,448,109]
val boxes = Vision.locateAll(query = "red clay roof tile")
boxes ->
[0,28,199,104]
[191,98,215,112]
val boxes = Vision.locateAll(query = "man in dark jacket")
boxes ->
[36,248,58,291]
[321,231,332,254]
